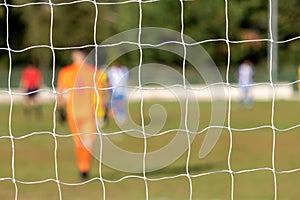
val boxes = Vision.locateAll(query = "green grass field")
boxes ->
[1,100,300,199]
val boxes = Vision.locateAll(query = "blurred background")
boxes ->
[1,1,300,199]
[0,0,299,88]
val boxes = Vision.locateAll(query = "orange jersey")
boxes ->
[57,63,80,100]
[57,62,108,133]
[57,63,95,132]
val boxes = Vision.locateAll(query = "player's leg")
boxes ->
[31,89,43,118]
[74,140,93,180]
[244,86,253,108]
[23,89,33,115]
[67,104,96,181]
[112,94,126,124]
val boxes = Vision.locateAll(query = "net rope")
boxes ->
[0,0,300,199]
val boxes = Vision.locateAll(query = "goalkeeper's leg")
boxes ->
[74,139,93,180]
[67,108,96,181]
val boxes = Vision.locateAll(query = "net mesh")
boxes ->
[0,0,300,199]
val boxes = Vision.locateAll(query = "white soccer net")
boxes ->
[1,0,300,199]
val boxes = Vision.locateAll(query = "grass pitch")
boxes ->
[1,100,300,199]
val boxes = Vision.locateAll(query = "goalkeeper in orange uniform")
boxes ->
[57,49,108,180]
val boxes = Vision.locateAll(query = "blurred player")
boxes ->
[236,60,254,108]
[57,49,107,180]
[20,62,43,117]
[107,63,129,124]
[94,67,109,128]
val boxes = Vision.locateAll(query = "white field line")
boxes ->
[0,83,297,103]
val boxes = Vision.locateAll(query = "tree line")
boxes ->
[0,0,299,84]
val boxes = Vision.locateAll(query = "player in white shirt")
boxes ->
[237,60,254,107]
[107,63,129,123]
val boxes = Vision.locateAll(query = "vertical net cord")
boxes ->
[179,0,193,199]
[92,1,106,199]
[4,2,18,200]
[224,0,234,199]
[137,1,149,199]
[268,0,277,199]
[48,1,62,199]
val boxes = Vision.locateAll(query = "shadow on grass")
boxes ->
[102,163,216,180]
[145,163,214,177]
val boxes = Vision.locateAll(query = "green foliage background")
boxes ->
[0,0,299,86]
